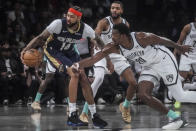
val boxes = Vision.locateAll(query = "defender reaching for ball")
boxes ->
[21,6,107,127]
[73,23,196,130]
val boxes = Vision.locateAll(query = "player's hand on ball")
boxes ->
[71,63,79,73]
[20,49,26,63]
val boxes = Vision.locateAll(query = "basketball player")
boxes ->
[21,6,107,127]
[79,1,137,124]
[174,15,196,90]
[73,23,196,129]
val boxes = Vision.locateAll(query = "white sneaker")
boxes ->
[162,117,183,130]
[97,98,106,104]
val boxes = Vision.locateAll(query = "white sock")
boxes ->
[168,78,196,103]
[184,82,196,90]
[88,104,96,118]
[69,103,76,117]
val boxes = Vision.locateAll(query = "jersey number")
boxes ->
[135,57,146,64]
[60,42,71,51]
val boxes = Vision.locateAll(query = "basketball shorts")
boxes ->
[179,54,196,72]
[44,48,80,74]
[138,53,179,86]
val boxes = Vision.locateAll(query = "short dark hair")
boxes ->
[112,1,123,10]
[72,6,82,13]
[113,23,130,36]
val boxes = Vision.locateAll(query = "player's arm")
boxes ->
[78,42,119,69]
[22,30,50,52]
[177,24,191,45]
[174,24,191,55]
[21,19,61,59]
[138,32,193,56]
[95,18,115,72]
[95,18,108,49]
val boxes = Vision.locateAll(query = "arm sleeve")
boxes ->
[82,24,95,39]
[46,19,62,34]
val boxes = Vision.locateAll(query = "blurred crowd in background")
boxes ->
[0,0,195,105]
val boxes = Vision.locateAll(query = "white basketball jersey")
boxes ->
[119,32,168,67]
[184,22,196,56]
[101,16,126,45]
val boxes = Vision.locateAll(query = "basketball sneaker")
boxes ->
[79,112,89,123]
[92,113,108,128]
[67,111,88,126]
[119,102,131,123]
[162,117,185,130]
[31,101,41,110]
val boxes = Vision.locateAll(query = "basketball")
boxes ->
[22,49,43,67]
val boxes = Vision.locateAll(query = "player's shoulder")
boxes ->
[135,32,147,37]
[83,23,95,33]
[135,32,154,39]
[83,23,93,30]
[184,23,191,29]
[181,23,192,33]
[82,23,95,38]
[51,19,62,24]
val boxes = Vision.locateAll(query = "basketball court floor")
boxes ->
[0,104,196,130]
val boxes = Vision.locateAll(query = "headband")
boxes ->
[68,8,82,17]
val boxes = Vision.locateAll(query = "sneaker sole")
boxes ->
[93,123,107,129]
[162,120,183,130]
[67,121,88,126]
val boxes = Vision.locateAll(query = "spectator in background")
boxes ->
[0,41,26,105]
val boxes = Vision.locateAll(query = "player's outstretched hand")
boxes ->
[178,45,193,57]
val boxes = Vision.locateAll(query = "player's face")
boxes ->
[66,12,80,27]
[110,3,123,19]
[112,29,122,45]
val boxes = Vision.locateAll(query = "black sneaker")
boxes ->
[92,113,107,128]
[67,111,88,126]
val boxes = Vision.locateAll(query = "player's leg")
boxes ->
[138,77,184,130]
[80,66,105,123]
[79,69,107,128]
[111,55,135,123]
[31,59,55,110]
[119,68,137,123]
[182,64,196,90]
[66,67,85,126]
[178,55,195,89]
[168,77,196,103]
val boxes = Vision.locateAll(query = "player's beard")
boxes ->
[67,21,78,28]
[111,13,121,19]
